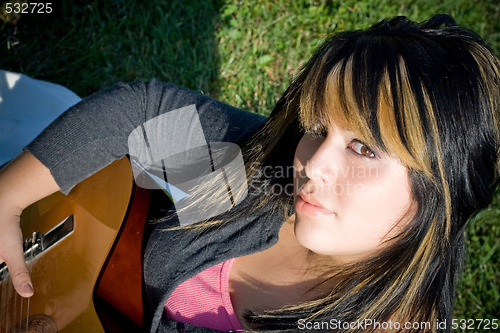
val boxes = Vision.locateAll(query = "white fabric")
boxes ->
[0,70,81,165]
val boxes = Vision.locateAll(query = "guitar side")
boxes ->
[0,157,134,332]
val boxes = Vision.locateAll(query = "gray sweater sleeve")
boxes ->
[25,79,267,194]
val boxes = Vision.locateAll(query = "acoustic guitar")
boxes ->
[0,157,152,332]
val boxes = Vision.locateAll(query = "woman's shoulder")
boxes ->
[120,78,268,143]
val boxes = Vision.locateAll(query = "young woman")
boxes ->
[0,14,498,332]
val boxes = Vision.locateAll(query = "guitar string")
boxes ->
[18,233,33,332]
[13,277,18,332]
[1,272,6,332]
[25,232,36,332]
[20,286,23,331]
[5,281,8,333]
[6,276,12,333]
[7,279,11,333]
[1,276,4,332]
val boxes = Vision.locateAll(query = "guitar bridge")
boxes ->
[0,215,74,282]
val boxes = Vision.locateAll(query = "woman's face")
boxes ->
[293,125,413,261]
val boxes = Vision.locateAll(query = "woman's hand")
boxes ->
[0,152,60,297]
[0,209,33,297]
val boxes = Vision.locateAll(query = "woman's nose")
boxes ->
[304,143,340,184]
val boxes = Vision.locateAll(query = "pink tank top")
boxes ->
[164,258,244,332]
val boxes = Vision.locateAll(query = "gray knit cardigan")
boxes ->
[26,80,286,332]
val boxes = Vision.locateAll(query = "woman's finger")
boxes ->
[0,224,34,298]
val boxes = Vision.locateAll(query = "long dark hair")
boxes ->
[238,14,499,332]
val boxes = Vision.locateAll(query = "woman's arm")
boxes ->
[2,79,266,298]
[0,151,60,297]
[25,79,266,194]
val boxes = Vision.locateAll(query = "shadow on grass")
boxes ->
[0,0,224,97]
[1,0,224,329]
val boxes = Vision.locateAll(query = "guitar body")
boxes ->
[0,157,149,332]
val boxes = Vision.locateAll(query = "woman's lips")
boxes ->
[295,195,335,216]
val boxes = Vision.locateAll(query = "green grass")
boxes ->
[1,0,499,329]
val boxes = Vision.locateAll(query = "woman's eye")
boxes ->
[349,140,376,158]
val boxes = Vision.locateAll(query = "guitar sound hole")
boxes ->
[8,314,57,333]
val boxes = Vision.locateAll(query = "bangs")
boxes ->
[299,55,433,179]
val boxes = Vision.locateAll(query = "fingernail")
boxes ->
[22,282,34,297]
